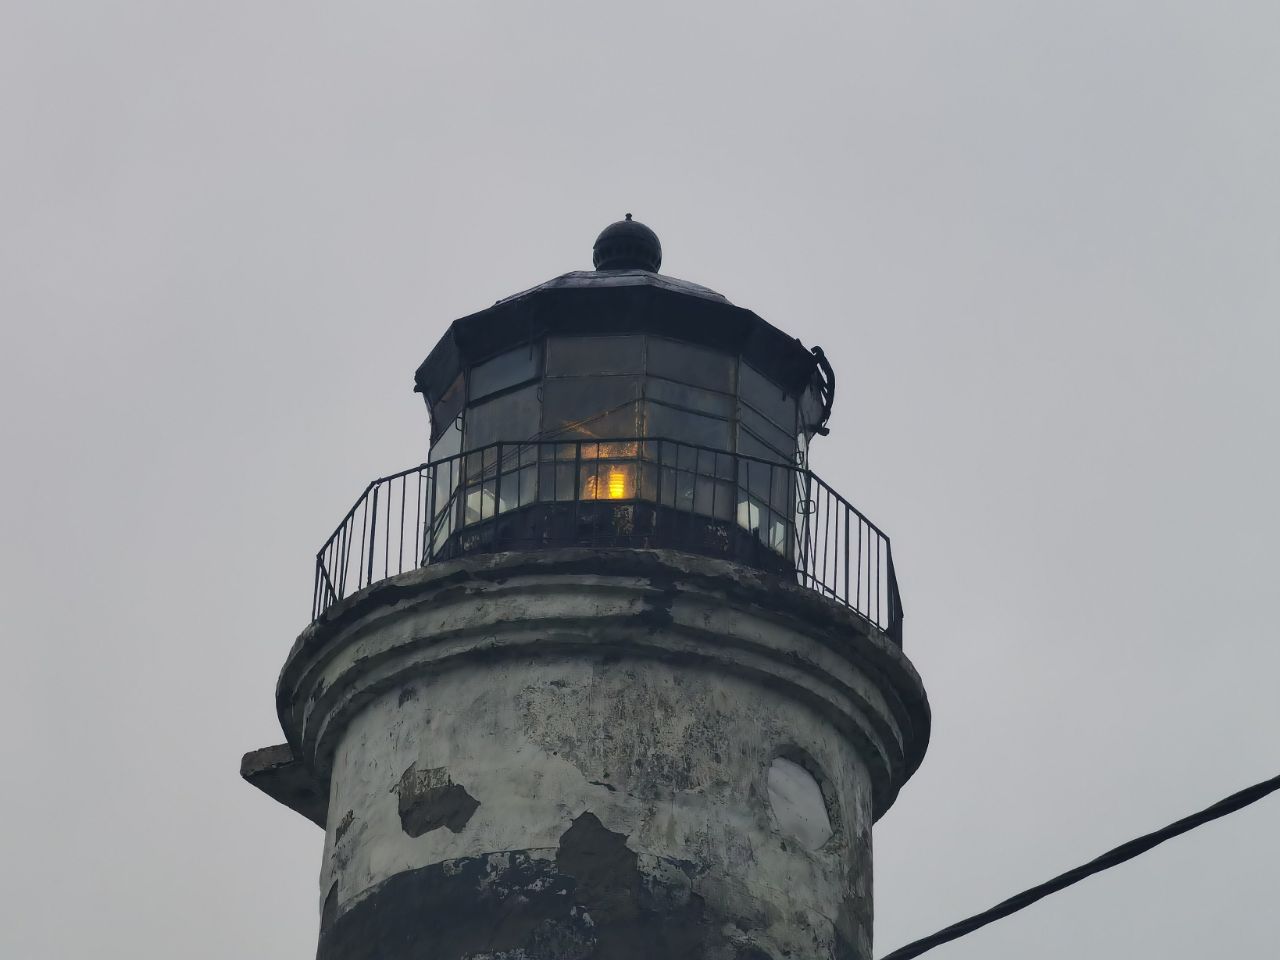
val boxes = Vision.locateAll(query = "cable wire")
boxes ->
[879,771,1280,960]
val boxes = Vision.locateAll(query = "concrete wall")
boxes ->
[272,549,929,960]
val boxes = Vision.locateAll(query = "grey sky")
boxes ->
[2,2,1277,957]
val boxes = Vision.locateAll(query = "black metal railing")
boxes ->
[311,437,903,643]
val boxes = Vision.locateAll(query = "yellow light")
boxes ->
[582,465,634,500]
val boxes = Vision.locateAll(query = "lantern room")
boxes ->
[309,217,898,640]
[408,217,836,570]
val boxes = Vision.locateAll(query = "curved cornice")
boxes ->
[278,549,930,820]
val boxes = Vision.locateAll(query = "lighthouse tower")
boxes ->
[242,218,929,960]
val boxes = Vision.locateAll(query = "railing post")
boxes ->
[357,500,367,592]
[875,528,881,629]
[689,445,699,544]
[794,469,812,586]
[336,520,346,600]
[397,474,407,575]
[413,468,422,569]
[423,464,436,565]
[573,440,582,540]
[655,439,664,508]
[737,457,747,561]
[856,518,863,615]
[886,547,903,646]
[453,456,463,545]
[367,484,379,587]
[493,442,503,551]
[843,509,850,606]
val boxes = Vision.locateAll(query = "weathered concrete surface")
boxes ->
[239,743,327,827]
[264,548,929,960]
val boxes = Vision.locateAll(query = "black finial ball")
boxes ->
[593,214,662,272]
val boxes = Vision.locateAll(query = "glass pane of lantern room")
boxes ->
[431,373,465,444]
[546,336,645,376]
[737,429,786,466]
[542,377,642,440]
[738,405,795,463]
[464,382,542,451]
[429,417,463,462]
[643,377,736,419]
[739,362,796,431]
[469,343,542,402]
[647,338,736,393]
[645,401,732,453]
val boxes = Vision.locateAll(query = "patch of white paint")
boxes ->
[767,757,833,850]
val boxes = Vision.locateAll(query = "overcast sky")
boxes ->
[2,3,1277,958]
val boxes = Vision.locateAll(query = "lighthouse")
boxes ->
[242,217,930,960]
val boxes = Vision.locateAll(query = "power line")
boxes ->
[879,771,1280,960]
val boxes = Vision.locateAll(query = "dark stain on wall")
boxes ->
[396,763,480,837]
[834,827,874,960]
[316,813,774,959]
[542,812,712,958]
[320,881,339,932]
[554,811,709,958]
[316,850,582,960]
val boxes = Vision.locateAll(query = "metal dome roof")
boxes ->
[592,214,662,272]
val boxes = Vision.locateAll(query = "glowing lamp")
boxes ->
[585,465,633,500]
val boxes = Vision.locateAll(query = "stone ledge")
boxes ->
[240,743,327,827]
